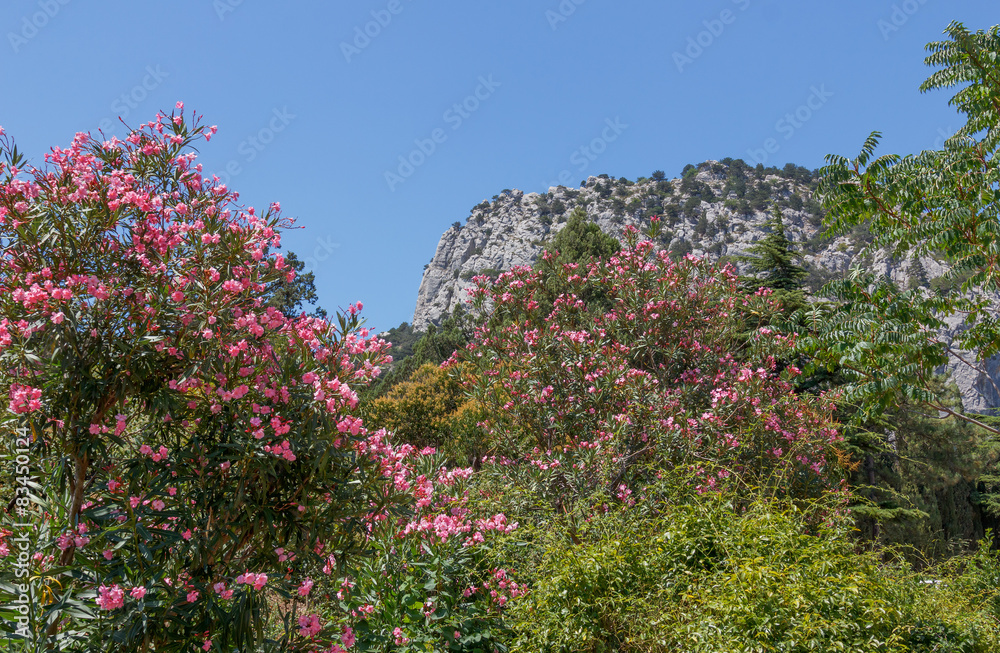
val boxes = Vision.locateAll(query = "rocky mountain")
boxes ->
[412,159,999,413]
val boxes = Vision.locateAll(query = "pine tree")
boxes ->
[737,207,808,317]
[262,251,327,318]
[907,255,930,291]
[547,207,620,266]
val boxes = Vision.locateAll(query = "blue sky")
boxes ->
[0,0,995,331]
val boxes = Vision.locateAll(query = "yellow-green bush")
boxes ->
[502,491,1000,653]
[364,362,487,465]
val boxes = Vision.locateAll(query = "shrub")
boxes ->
[0,109,404,651]
[462,230,842,514]
[366,363,486,465]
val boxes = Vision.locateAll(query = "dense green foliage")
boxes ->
[503,491,1000,652]
[808,22,1000,433]
[736,207,809,317]
[380,322,420,363]
[547,207,621,266]
[364,362,486,465]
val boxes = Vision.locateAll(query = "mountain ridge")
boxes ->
[410,159,1000,414]
[416,160,854,330]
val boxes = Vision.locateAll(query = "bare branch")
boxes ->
[926,401,1000,437]
[942,343,1000,401]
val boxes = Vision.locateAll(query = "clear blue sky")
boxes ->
[0,1,995,331]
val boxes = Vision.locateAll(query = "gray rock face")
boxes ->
[412,161,998,413]
[938,314,1000,414]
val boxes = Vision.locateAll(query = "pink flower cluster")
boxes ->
[235,572,268,590]
[96,584,125,610]
[461,237,841,498]
[8,383,41,414]
[213,582,233,600]
[56,523,90,551]
[0,108,432,647]
[138,444,170,461]
[263,439,296,461]
[297,613,322,638]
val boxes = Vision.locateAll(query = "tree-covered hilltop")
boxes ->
[414,159,853,332]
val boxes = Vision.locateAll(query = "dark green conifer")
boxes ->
[548,207,620,266]
[737,207,808,317]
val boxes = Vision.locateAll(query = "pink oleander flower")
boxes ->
[96,584,125,610]
[236,572,268,590]
[297,613,322,638]
[130,586,147,600]
[213,582,234,600]
[56,533,74,551]
[8,384,42,414]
